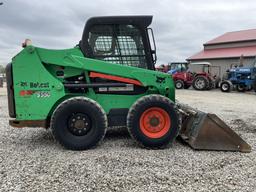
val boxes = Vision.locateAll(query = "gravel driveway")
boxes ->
[0,89,255,192]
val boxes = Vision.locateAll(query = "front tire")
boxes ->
[207,80,215,90]
[51,97,107,150]
[127,95,179,148]
[175,80,184,89]
[220,81,231,92]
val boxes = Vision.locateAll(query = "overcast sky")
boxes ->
[0,0,256,65]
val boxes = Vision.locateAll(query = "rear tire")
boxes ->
[175,80,184,89]
[192,76,209,90]
[127,94,179,148]
[220,81,231,92]
[51,97,107,150]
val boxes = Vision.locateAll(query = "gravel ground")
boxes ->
[0,89,255,192]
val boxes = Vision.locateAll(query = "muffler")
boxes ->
[176,103,251,153]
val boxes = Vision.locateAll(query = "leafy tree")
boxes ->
[0,64,5,77]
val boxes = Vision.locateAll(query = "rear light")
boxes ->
[22,39,32,48]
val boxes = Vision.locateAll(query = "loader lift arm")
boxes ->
[37,48,173,98]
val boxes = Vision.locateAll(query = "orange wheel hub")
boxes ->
[139,107,171,139]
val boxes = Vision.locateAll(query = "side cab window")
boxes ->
[88,24,147,69]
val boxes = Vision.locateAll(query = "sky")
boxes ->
[0,0,256,65]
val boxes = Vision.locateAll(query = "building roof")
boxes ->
[187,46,256,61]
[205,29,256,45]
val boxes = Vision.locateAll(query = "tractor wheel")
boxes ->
[192,76,209,90]
[220,81,231,92]
[127,94,179,149]
[175,80,184,89]
[237,84,246,92]
[207,80,215,90]
[51,97,107,150]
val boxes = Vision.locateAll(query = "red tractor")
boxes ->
[167,62,193,89]
[155,64,172,73]
[169,62,219,90]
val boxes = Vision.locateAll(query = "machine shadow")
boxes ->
[105,126,130,139]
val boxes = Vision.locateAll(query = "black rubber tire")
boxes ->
[127,94,179,149]
[220,81,231,92]
[175,80,184,89]
[51,97,107,150]
[207,80,215,90]
[237,84,246,92]
[192,76,209,90]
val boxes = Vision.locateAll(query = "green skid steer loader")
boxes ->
[6,16,251,152]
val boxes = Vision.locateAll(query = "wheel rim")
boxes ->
[222,84,228,91]
[68,113,92,136]
[195,79,205,89]
[139,107,171,139]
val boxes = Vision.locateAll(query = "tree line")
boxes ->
[0,65,5,74]
[0,65,5,78]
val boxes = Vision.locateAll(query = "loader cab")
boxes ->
[79,16,156,70]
